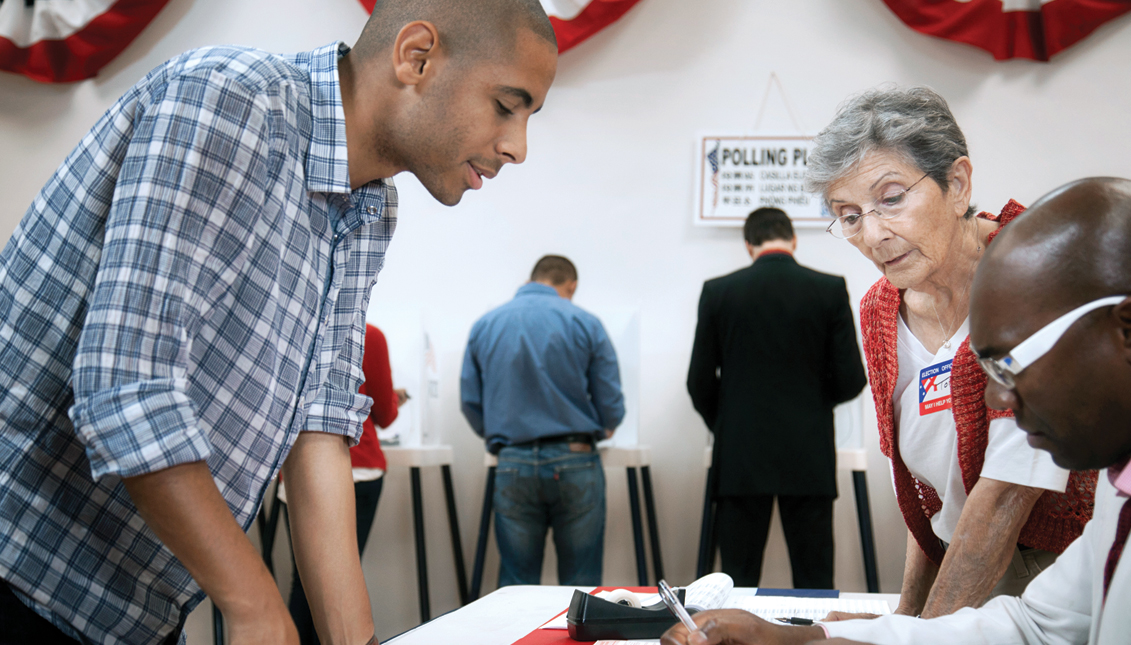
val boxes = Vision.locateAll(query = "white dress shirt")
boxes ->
[824,473,1128,644]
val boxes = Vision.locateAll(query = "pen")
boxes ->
[775,617,815,626]
[657,579,699,634]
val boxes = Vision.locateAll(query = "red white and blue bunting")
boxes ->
[355,0,644,55]
[881,0,1131,61]
[0,0,171,83]
[541,0,643,53]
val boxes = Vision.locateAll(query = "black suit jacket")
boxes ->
[687,253,866,497]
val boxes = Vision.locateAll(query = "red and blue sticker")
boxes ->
[919,360,953,416]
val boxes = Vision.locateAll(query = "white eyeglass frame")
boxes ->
[975,295,1129,388]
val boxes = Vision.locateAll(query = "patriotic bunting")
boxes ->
[880,0,1131,61]
[355,0,643,54]
[0,0,171,83]
[542,0,643,53]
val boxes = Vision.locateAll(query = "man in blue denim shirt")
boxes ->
[461,255,625,586]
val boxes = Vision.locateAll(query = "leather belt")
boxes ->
[514,432,595,447]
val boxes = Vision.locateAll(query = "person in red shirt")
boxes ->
[288,324,407,645]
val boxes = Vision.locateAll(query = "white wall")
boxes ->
[3,0,1131,642]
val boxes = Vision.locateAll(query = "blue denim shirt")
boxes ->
[460,283,624,451]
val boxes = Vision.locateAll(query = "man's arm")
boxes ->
[920,477,1043,617]
[660,609,824,645]
[687,284,721,429]
[459,335,486,436]
[825,278,867,405]
[123,462,298,645]
[587,321,625,430]
[282,431,375,645]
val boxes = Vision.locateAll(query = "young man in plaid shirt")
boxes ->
[0,1,557,643]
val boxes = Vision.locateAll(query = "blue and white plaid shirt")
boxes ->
[0,42,396,642]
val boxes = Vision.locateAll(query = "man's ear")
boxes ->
[392,21,440,86]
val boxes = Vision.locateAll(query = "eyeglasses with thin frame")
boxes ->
[825,172,931,240]
[974,295,1128,389]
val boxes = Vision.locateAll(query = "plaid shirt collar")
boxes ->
[304,42,353,195]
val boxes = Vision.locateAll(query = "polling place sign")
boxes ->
[695,135,829,227]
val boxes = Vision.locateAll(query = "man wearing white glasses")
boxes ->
[661,176,1131,645]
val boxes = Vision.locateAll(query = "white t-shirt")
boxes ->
[894,316,1069,543]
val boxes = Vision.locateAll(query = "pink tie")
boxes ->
[1103,498,1131,601]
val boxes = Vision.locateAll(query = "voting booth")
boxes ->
[367,304,469,623]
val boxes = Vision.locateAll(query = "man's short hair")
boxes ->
[531,255,577,286]
[359,0,556,63]
[743,207,794,246]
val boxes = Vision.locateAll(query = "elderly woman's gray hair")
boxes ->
[806,86,975,218]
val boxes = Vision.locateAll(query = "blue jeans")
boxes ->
[494,443,606,587]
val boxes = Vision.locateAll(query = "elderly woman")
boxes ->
[659,87,1096,645]
[807,86,1094,619]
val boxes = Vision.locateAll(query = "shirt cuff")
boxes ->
[72,379,212,479]
[304,384,370,446]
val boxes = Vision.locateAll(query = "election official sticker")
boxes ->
[919,360,953,415]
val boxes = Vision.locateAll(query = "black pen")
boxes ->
[775,617,814,626]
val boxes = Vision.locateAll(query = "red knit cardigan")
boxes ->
[860,200,1097,565]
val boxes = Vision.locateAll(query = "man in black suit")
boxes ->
[687,207,867,589]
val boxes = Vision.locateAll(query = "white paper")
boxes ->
[726,595,891,621]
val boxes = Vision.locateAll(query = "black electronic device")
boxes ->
[566,588,691,641]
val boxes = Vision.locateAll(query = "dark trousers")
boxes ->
[716,495,835,589]
[288,477,384,645]
[0,580,77,644]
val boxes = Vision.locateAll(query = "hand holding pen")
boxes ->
[659,599,828,645]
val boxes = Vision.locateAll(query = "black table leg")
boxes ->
[469,466,496,602]
[640,466,665,582]
[213,604,224,645]
[441,464,469,606]
[410,466,430,622]
[696,466,718,578]
[852,470,880,593]
[626,467,648,586]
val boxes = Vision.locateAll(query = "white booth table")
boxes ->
[386,585,901,645]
